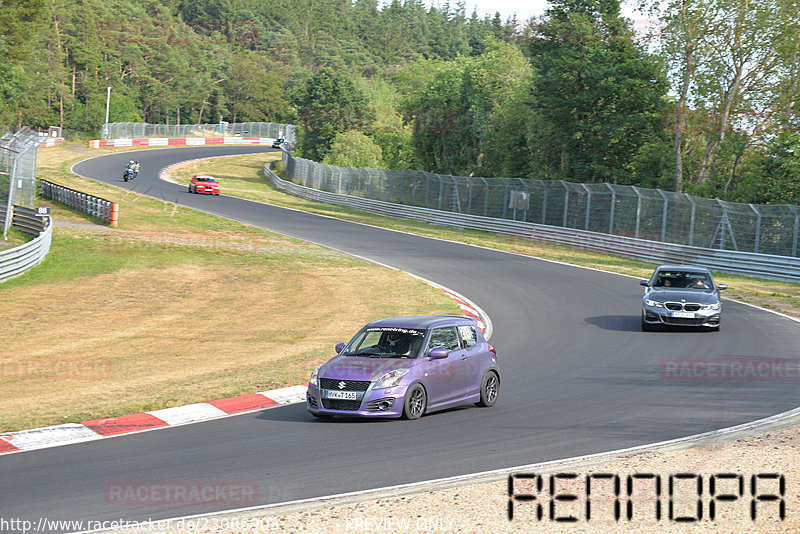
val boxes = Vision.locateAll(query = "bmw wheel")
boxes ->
[476,371,499,407]
[403,383,427,420]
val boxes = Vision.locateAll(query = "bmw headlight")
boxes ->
[701,303,720,310]
[309,366,320,387]
[645,299,664,308]
[374,368,410,389]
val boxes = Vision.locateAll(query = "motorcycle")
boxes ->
[123,167,137,182]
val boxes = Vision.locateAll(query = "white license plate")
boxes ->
[324,390,357,400]
[671,311,695,318]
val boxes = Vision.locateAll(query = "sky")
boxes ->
[426,0,644,21]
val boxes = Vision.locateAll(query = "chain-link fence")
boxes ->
[102,122,296,142]
[282,151,800,258]
[1,129,46,239]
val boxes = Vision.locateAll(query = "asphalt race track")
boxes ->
[3,146,800,531]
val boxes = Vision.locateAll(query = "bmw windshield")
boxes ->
[343,327,427,358]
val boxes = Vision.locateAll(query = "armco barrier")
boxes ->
[264,163,800,283]
[0,212,53,283]
[39,180,118,226]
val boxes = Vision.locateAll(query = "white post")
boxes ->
[103,87,111,139]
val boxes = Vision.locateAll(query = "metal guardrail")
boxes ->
[0,211,53,283]
[265,162,800,283]
[39,180,119,226]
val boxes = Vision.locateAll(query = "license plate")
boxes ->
[671,311,695,318]
[324,390,357,400]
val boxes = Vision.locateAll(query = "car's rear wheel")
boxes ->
[476,371,499,407]
[403,383,427,420]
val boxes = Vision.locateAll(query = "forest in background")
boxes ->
[1,0,798,205]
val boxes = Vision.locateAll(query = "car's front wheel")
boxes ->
[476,371,499,407]
[403,383,427,420]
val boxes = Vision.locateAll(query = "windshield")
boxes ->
[343,327,427,358]
[654,271,712,289]
[196,176,216,182]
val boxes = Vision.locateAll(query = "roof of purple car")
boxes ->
[367,315,477,329]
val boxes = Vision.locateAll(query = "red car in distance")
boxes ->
[189,175,220,195]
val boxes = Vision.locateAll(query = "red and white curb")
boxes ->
[88,137,280,149]
[0,386,306,455]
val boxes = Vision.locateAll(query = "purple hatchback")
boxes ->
[306,316,499,420]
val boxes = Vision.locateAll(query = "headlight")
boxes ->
[374,368,411,389]
[701,303,720,310]
[309,366,320,387]
[645,299,664,308]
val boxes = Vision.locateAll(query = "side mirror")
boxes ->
[429,348,448,359]
[717,284,727,290]
[335,342,345,354]
[639,279,649,287]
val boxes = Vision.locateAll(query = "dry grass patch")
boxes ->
[0,237,457,431]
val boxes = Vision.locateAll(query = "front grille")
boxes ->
[322,399,362,411]
[663,317,705,326]
[320,378,371,392]
[665,302,703,312]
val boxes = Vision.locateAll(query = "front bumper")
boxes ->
[642,305,721,327]
[306,382,408,418]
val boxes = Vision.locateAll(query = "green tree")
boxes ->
[292,68,375,161]
[322,131,385,168]
[526,0,669,183]
[403,37,531,176]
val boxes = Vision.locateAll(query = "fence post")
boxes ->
[789,205,799,258]
[633,186,642,239]
[750,204,761,254]
[560,180,569,228]
[686,194,696,246]
[606,183,615,234]
[581,183,591,231]
[3,157,18,240]
[658,189,668,242]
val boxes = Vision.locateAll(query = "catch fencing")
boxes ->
[272,153,800,283]
[102,122,296,143]
[1,129,46,240]
[281,152,800,259]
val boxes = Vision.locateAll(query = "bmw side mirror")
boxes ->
[717,284,727,290]
[335,342,345,354]
[429,348,448,359]
[639,279,649,286]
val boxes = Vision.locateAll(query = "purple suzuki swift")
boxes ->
[306,316,499,420]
